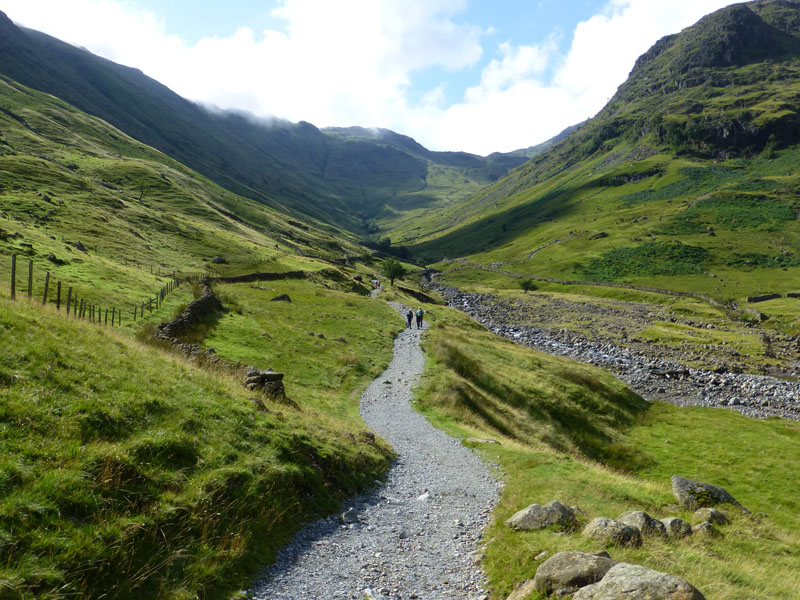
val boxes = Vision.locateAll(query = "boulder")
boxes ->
[582,517,642,548]
[671,475,749,512]
[573,563,705,599]
[661,517,692,539]
[693,521,720,538]
[211,256,227,264]
[505,500,576,531]
[271,294,292,302]
[532,551,617,598]
[693,507,729,525]
[617,511,667,538]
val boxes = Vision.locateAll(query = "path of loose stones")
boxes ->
[251,303,499,600]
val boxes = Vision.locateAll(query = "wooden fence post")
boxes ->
[10,254,16,299]
[66,287,72,314]
[57,281,61,311]
[105,308,108,325]
[27,260,33,299]
[41,272,50,305]
[118,309,121,326]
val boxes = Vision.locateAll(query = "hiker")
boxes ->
[415,307,423,329]
[406,309,413,328]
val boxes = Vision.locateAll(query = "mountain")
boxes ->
[0,11,528,234]
[406,0,800,301]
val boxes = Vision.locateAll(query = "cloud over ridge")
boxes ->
[4,0,739,154]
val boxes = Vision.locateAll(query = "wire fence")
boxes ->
[1,253,194,327]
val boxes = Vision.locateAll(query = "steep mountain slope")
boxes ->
[0,11,527,234]
[408,0,800,303]
[0,71,368,312]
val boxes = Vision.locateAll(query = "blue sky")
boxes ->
[4,0,739,154]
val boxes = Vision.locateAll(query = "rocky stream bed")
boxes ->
[438,287,800,421]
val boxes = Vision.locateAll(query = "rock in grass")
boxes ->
[661,517,692,539]
[505,500,576,531]
[271,294,292,302]
[693,521,720,538]
[532,551,617,597]
[693,507,729,525]
[617,511,667,538]
[573,563,705,599]
[671,475,749,512]
[582,517,642,548]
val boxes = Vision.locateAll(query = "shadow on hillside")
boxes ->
[407,180,594,261]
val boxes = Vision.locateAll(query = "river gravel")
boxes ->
[249,303,500,600]
[439,287,800,421]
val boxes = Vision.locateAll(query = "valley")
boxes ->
[2,1,800,599]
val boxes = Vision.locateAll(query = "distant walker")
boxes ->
[415,307,424,329]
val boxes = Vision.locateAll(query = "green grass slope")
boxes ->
[0,72,372,316]
[0,297,392,600]
[404,1,800,305]
[414,307,800,599]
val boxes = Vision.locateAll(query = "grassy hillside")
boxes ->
[403,2,800,300]
[0,72,373,318]
[414,306,800,600]
[0,297,393,600]
[0,11,528,234]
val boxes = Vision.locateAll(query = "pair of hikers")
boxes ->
[405,307,424,329]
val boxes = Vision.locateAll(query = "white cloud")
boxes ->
[2,0,742,155]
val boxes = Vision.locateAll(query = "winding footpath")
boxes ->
[251,303,499,600]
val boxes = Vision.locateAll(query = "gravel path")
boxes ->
[250,303,500,600]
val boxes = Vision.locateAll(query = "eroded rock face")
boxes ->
[582,517,642,548]
[661,517,693,539]
[617,511,668,538]
[671,475,749,512]
[573,563,705,600]
[532,551,617,598]
[505,500,576,531]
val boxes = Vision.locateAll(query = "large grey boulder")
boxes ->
[617,511,667,538]
[671,475,749,512]
[573,563,705,599]
[532,551,617,598]
[661,517,692,539]
[582,517,642,548]
[505,500,576,531]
